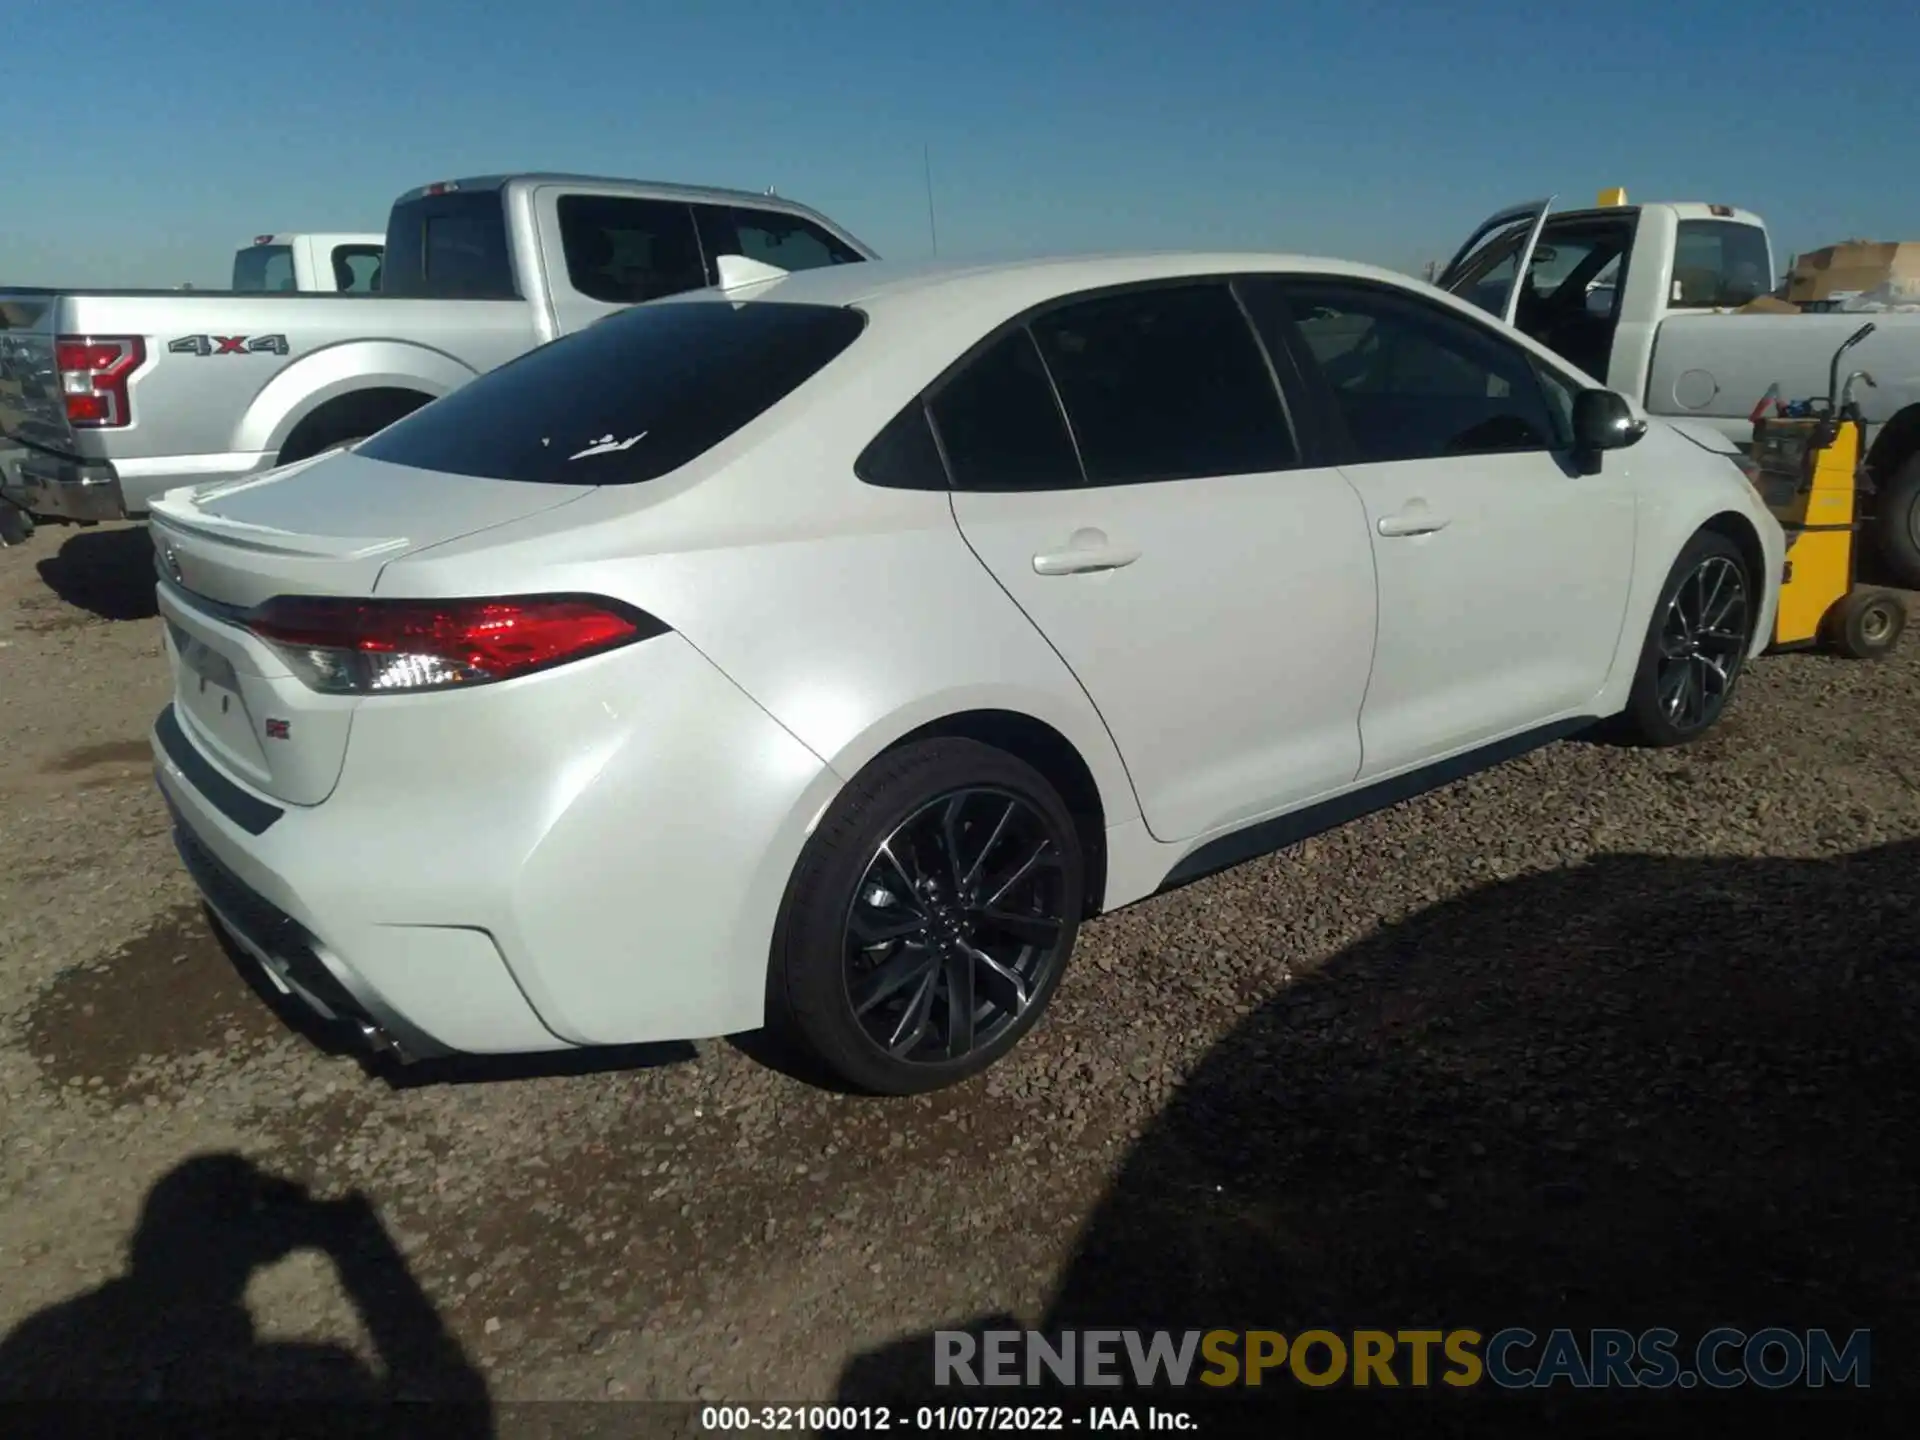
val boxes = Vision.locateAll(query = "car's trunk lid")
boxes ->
[149,449,591,805]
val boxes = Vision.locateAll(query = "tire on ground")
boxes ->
[1825,587,1907,660]
[1613,528,1754,748]
[768,736,1085,1095]
[1872,453,1920,590]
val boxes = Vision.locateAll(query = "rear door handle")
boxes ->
[1377,511,1450,538]
[1032,541,1141,575]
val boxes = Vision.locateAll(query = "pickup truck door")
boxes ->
[1437,198,1555,328]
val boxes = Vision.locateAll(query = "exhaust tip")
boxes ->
[357,1019,417,1065]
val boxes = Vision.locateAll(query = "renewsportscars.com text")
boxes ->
[934,1327,1871,1390]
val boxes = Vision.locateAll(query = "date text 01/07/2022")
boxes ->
[698,1402,1196,1431]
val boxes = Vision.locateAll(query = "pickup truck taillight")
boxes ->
[243,594,667,694]
[55,335,145,428]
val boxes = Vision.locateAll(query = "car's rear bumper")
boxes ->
[165,805,457,1063]
[151,630,841,1058]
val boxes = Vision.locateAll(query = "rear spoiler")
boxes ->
[150,468,411,561]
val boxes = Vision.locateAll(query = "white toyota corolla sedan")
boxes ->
[148,252,1783,1094]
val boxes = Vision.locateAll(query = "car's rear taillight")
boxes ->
[243,594,666,695]
[55,335,145,428]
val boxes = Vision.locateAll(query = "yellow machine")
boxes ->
[1751,323,1908,659]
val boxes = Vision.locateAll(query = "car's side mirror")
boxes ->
[1572,388,1647,454]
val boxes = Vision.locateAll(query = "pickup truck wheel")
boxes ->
[1873,454,1920,590]
[1613,531,1752,748]
[0,503,32,547]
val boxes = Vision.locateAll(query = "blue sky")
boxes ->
[6,0,1915,289]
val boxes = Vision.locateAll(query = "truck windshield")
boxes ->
[355,300,867,485]
[233,245,295,292]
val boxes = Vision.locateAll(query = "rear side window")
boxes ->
[331,244,383,292]
[558,195,707,304]
[356,301,866,485]
[856,401,949,490]
[1029,283,1297,484]
[381,192,517,299]
[233,245,294,292]
[928,329,1082,491]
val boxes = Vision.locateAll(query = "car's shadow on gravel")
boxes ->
[35,525,158,621]
[837,839,1920,1433]
[0,1152,491,1429]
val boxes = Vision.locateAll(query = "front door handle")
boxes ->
[1377,510,1451,538]
[1032,530,1141,575]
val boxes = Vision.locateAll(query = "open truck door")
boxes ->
[1437,196,1555,327]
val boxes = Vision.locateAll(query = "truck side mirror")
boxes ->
[1572,388,1647,453]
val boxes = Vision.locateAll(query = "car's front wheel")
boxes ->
[769,737,1085,1095]
[1615,529,1753,747]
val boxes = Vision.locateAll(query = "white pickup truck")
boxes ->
[1,173,875,526]
[231,233,385,293]
[1439,192,1920,586]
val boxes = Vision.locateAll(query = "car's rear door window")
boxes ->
[355,301,866,485]
[1028,282,1297,485]
[927,329,1083,491]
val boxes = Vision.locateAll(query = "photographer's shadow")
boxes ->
[0,1152,490,1425]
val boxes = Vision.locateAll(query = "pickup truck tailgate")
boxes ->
[150,449,591,806]
[0,294,68,453]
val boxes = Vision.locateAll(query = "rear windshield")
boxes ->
[356,300,867,484]
[380,191,517,299]
[1671,220,1772,308]
[233,245,295,292]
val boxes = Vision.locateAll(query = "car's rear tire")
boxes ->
[1614,530,1754,747]
[768,737,1084,1095]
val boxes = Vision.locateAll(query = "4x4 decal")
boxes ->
[167,334,291,357]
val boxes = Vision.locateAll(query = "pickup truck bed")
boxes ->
[2,289,532,519]
[2,173,875,524]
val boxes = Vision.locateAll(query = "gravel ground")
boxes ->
[1,521,1916,1432]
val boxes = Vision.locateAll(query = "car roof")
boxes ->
[679,251,1431,319]
[667,252,1483,356]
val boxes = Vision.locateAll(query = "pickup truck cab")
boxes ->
[232,233,385,294]
[1439,193,1920,586]
[0,174,874,525]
